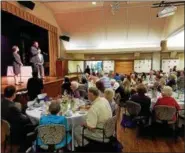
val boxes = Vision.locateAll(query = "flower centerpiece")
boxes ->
[59,95,77,115]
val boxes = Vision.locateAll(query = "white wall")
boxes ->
[152,53,161,71]
[178,53,184,70]
[68,61,84,73]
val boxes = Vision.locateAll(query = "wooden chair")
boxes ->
[1,119,11,153]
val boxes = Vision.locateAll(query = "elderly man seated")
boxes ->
[74,87,112,146]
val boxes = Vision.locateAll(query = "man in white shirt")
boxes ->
[37,49,44,79]
[74,87,112,146]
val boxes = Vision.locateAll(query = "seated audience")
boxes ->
[27,71,44,100]
[104,88,117,115]
[84,65,90,75]
[130,73,137,87]
[153,86,180,121]
[177,71,184,90]
[130,84,151,117]
[116,79,131,104]
[99,71,111,88]
[141,72,147,81]
[70,81,80,98]
[114,73,121,81]
[110,79,116,87]
[74,87,112,146]
[148,70,156,82]
[79,77,88,91]
[122,78,131,99]
[113,82,124,99]
[96,80,105,97]
[157,76,166,92]
[167,73,177,90]
[136,78,143,85]
[120,73,125,82]
[1,85,31,144]
[173,66,177,72]
[37,100,71,149]
[61,77,72,95]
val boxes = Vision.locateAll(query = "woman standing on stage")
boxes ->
[12,45,23,85]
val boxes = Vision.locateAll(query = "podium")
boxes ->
[56,60,68,77]
[7,66,32,77]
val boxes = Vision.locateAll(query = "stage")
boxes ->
[1,75,78,97]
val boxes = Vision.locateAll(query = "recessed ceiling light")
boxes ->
[92,2,96,5]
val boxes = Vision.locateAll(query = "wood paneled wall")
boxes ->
[115,61,133,75]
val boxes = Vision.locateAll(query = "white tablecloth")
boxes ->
[26,106,87,151]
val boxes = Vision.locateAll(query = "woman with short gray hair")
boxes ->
[154,86,180,121]
[104,88,117,115]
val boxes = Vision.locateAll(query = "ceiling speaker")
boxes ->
[17,1,35,10]
[161,40,167,51]
[59,35,70,42]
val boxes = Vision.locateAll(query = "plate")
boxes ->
[79,111,86,114]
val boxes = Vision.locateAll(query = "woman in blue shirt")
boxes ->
[37,101,72,150]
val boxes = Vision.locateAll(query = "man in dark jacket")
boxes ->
[27,71,44,100]
[1,85,31,144]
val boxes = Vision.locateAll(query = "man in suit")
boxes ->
[1,85,31,144]
[30,41,39,73]
[37,48,45,79]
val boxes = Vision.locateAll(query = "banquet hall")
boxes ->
[1,1,184,153]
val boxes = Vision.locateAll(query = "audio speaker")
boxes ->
[160,40,167,51]
[59,35,70,42]
[17,1,35,10]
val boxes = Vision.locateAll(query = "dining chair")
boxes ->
[153,105,178,140]
[1,119,11,153]
[36,124,68,152]
[82,116,117,146]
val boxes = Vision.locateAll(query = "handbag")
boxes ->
[121,114,136,128]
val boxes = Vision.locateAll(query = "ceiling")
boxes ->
[43,1,183,52]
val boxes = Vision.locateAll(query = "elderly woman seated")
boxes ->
[153,86,180,121]
[70,81,81,98]
[37,100,72,149]
[130,84,151,117]
[104,88,117,115]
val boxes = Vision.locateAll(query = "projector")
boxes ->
[157,6,177,18]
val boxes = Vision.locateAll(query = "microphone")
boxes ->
[43,52,48,55]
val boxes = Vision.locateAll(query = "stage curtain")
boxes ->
[1,1,58,76]
[48,31,57,76]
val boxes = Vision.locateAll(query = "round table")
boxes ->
[26,105,87,151]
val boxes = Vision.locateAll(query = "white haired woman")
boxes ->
[70,81,80,98]
[153,86,180,121]
[104,88,117,115]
